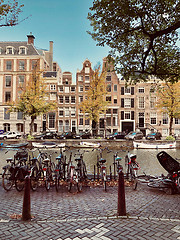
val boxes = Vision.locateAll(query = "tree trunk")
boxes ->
[30,116,35,136]
[169,115,173,136]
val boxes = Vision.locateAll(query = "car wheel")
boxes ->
[40,137,43,140]
[3,137,7,140]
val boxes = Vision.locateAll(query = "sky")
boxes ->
[0,0,109,82]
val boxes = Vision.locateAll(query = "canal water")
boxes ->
[0,147,180,177]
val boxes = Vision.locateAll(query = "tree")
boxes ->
[156,81,180,136]
[79,67,108,136]
[9,65,57,135]
[0,0,24,27]
[88,0,180,83]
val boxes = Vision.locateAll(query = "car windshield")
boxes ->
[131,132,136,135]
[150,133,156,135]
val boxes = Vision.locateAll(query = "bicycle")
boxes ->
[125,151,140,190]
[96,148,108,191]
[54,147,67,192]
[2,149,29,192]
[74,149,88,192]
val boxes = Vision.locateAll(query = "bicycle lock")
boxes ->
[22,175,31,221]
[117,170,126,216]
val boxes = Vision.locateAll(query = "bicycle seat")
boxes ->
[75,157,81,161]
[42,159,50,164]
[115,157,122,161]
[6,158,13,163]
[99,158,106,164]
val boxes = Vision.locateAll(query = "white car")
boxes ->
[0,131,21,139]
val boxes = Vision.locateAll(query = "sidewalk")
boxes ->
[0,181,180,240]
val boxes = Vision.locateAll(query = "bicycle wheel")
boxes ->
[30,167,39,191]
[68,181,72,192]
[77,181,83,192]
[45,168,51,191]
[15,169,25,192]
[55,175,61,192]
[2,167,13,191]
[103,180,107,192]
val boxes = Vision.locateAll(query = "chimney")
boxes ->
[49,41,53,71]
[27,32,35,45]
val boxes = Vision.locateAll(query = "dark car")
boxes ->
[34,131,57,140]
[125,131,144,140]
[106,132,126,140]
[56,132,76,139]
[74,131,91,139]
[146,132,162,140]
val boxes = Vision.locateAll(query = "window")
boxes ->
[18,75,25,86]
[113,109,118,114]
[150,112,157,125]
[64,87,69,93]
[59,120,63,132]
[6,61,12,70]
[125,87,131,94]
[150,97,156,109]
[138,97,145,108]
[124,111,131,119]
[71,107,76,117]
[5,76,11,87]
[85,119,90,125]
[79,96,83,102]
[124,98,131,108]
[19,47,26,54]
[50,93,56,100]
[19,60,25,70]
[5,92,11,102]
[138,87,145,93]
[114,85,117,92]
[107,85,111,92]
[4,108,10,120]
[59,86,63,92]
[71,96,76,104]
[65,108,69,117]
[106,96,111,102]
[85,86,89,91]
[113,96,117,104]
[85,76,89,82]
[106,75,111,81]
[78,75,83,81]
[17,111,23,120]
[79,118,83,125]
[106,117,111,126]
[175,118,180,124]
[85,67,90,73]
[3,123,10,131]
[65,96,69,103]
[32,60,37,69]
[79,86,83,92]
[6,47,13,54]
[50,85,56,90]
[162,113,168,124]
[65,120,70,132]
[150,86,155,93]
[59,96,63,103]
[59,109,63,117]
[106,109,111,114]
[49,113,55,128]
[71,86,75,92]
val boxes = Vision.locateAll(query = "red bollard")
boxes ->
[117,170,126,216]
[22,175,31,221]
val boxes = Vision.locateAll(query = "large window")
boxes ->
[71,96,75,104]
[59,96,63,104]
[138,87,145,93]
[79,118,83,125]
[124,98,131,108]
[18,75,25,86]
[175,118,180,124]
[65,96,69,103]
[5,92,11,102]
[150,112,157,125]
[85,76,89,82]
[59,108,63,117]
[4,108,10,120]
[49,113,55,128]
[124,111,131,119]
[6,61,12,70]
[138,97,145,109]
[65,108,69,117]
[17,111,23,120]
[162,113,168,124]
[71,107,76,117]
[150,97,156,109]
[19,60,25,70]
[5,76,11,87]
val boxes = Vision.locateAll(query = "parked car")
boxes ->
[75,131,91,139]
[56,132,76,139]
[125,131,143,140]
[34,131,57,140]
[146,132,162,140]
[0,131,21,139]
[106,132,126,140]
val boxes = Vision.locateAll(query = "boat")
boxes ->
[73,141,101,148]
[0,142,29,148]
[133,141,176,149]
[32,141,66,148]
